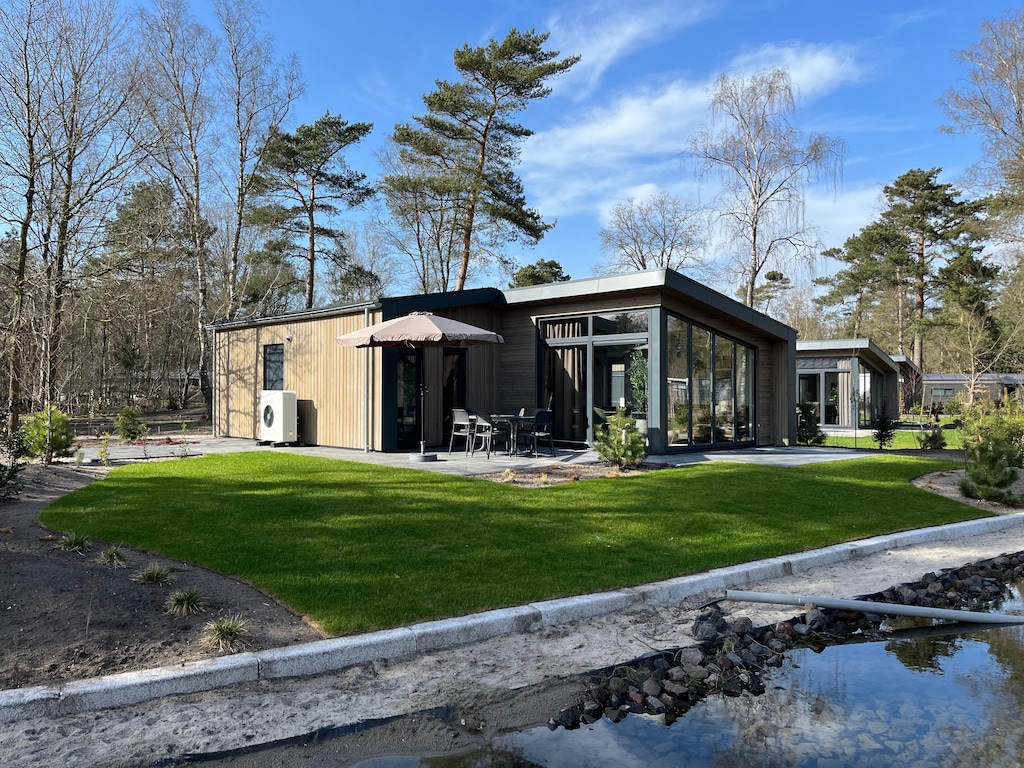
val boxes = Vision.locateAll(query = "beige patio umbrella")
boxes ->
[336,311,504,460]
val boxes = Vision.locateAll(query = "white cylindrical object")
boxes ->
[724,590,1024,626]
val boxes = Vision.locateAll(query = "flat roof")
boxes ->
[796,338,899,374]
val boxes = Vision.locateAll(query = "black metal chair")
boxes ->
[470,414,507,459]
[519,408,555,457]
[448,408,474,455]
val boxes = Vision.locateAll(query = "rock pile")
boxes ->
[549,552,1024,731]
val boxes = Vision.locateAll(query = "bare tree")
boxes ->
[691,68,844,307]
[135,0,219,415]
[942,10,1024,193]
[597,191,709,276]
[212,0,302,320]
[0,0,57,435]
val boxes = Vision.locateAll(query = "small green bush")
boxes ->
[203,614,248,652]
[97,545,129,569]
[592,407,647,468]
[915,428,947,450]
[21,406,76,460]
[872,413,898,449]
[960,436,1020,505]
[165,587,206,617]
[796,401,826,446]
[59,530,90,553]
[132,563,175,585]
[114,406,149,443]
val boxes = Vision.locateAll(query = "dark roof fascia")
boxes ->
[797,338,900,374]
[889,354,922,375]
[924,373,1024,384]
[210,299,381,332]
[503,269,797,342]
[380,287,506,319]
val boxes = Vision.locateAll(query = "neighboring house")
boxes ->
[923,373,1024,409]
[796,339,899,428]
[212,269,798,454]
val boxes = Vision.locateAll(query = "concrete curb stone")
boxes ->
[3,513,1024,725]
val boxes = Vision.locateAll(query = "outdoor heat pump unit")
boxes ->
[259,390,297,444]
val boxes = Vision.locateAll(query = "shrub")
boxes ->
[871,412,898,449]
[59,530,90,553]
[20,406,76,460]
[97,545,129,569]
[960,398,1024,467]
[132,563,175,585]
[203,614,248,652]
[592,407,647,468]
[114,406,149,443]
[796,401,826,446]
[960,436,1020,505]
[98,433,112,466]
[165,587,206,617]
[915,428,947,450]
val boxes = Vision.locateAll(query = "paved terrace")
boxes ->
[77,435,877,472]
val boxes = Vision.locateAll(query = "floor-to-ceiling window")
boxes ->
[540,309,755,449]
[396,350,419,450]
[665,312,756,448]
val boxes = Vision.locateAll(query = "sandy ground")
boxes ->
[3,461,1024,767]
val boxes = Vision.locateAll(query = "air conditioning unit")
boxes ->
[259,390,297,444]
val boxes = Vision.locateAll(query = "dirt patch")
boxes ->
[479,462,661,488]
[0,463,322,690]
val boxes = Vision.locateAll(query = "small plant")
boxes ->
[74,449,85,466]
[915,428,947,450]
[114,405,149,444]
[593,407,647,468]
[178,422,191,458]
[97,545,129,569]
[960,436,1020,505]
[165,587,206,617]
[499,468,516,483]
[796,401,826,446]
[203,614,249,652]
[20,406,77,460]
[98,433,112,466]
[871,412,898,449]
[132,563,175,585]
[59,530,90,553]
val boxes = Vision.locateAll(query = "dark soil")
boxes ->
[0,464,322,690]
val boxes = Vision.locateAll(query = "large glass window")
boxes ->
[715,338,735,440]
[593,311,648,335]
[542,318,587,339]
[263,344,284,390]
[665,313,755,447]
[544,344,588,442]
[396,350,419,450]
[667,318,690,446]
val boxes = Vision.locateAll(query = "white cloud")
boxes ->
[725,43,866,100]
[547,0,716,99]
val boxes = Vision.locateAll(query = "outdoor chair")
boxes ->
[518,408,555,457]
[448,408,474,455]
[470,414,507,459]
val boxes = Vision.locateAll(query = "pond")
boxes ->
[349,584,1024,768]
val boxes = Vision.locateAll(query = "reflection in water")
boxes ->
[375,583,1024,768]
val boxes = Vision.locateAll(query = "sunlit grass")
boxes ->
[39,452,981,636]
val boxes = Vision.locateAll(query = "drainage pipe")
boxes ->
[724,590,1024,626]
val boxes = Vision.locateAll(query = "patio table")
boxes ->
[491,414,533,455]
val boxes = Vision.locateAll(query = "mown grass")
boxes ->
[823,429,965,451]
[39,452,980,636]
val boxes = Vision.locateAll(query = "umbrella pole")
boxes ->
[410,366,437,462]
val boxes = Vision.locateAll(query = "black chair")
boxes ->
[470,414,507,459]
[519,408,555,457]
[448,408,474,455]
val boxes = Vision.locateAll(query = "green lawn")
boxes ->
[39,452,981,636]
[823,429,965,451]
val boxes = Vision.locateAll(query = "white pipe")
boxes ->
[724,590,1024,626]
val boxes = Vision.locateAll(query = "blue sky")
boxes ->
[245,0,1009,292]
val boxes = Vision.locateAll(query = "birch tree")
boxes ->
[691,68,844,307]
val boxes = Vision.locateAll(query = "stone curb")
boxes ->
[3,513,1023,725]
